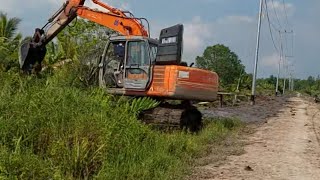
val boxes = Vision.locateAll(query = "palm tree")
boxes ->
[0,12,21,40]
[0,12,22,70]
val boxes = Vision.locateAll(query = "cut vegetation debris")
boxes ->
[0,69,244,179]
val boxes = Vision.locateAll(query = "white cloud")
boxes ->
[266,0,295,17]
[84,0,131,12]
[182,16,213,63]
[150,16,215,64]
[3,0,319,78]
[219,15,254,24]
[173,14,256,66]
[261,53,280,69]
[0,0,130,14]
[0,1,15,12]
[0,0,131,34]
[265,0,295,29]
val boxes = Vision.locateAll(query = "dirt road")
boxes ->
[194,97,320,180]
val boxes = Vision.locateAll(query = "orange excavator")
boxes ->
[19,0,219,131]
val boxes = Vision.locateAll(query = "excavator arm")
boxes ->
[76,6,149,37]
[19,0,149,72]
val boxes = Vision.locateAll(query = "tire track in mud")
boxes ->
[192,97,320,180]
[310,108,320,146]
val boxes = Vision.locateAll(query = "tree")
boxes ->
[45,19,113,65]
[42,19,114,86]
[196,44,245,87]
[0,12,21,39]
[0,12,21,71]
[307,76,315,86]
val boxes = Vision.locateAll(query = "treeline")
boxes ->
[195,45,316,96]
[294,76,320,96]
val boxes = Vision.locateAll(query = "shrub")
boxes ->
[0,69,243,179]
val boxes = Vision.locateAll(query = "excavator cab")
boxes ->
[99,24,184,93]
[99,36,158,91]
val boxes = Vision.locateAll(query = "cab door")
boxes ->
[124,40,152,90]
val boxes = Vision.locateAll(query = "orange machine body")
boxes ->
[123,65,219,101]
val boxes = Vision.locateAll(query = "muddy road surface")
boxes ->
[193,97,320,180]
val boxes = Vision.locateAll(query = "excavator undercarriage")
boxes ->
[139,101,203,132]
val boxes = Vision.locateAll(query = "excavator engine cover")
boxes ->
[19,42,46,72]
[156,24,183,65]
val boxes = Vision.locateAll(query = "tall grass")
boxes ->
[0,66,243,179]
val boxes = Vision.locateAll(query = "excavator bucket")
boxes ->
[18,0,85,72]
[19,41,46,72]
[19,42,30,69]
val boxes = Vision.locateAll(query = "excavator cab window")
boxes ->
[101,39,154,90]
[127,41,149,67]
[149,43,158,64]
[102,41,126,87]
[124,40,151,89]
[106,42,125,69]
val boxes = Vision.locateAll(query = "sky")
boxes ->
[0,0,319,79]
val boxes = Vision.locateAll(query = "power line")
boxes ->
[264,0,280,53]
[287,30,294,58]
[282,0,290,27]
[291,31,294,57]
[263,0,281,32]
[270,0,283,30]
[283,30,294,58]
[284,30,289,57]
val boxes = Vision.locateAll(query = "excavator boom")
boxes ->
[19,0,148,72]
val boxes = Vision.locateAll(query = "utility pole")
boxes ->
[291,77,294,90]
[290,74,294,91]
[276,30,283,96]
[283,58,287,94]
[251,0,263,105]
[288,64,294,91]
[288,72,292,91]
[275,58,281,96]
[282,30,294,94]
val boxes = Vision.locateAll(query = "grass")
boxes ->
[0,66,244,179]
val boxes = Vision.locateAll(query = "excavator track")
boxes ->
[139,101,203,132]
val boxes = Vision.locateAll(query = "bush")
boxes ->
[0,69,243,179]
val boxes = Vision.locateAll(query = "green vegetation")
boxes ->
[250,75,320,97]
[46,19,111,66]
[195,44,314,97]
[0,68,243,179]
[0,12,21,71]
[0,13,245,177]
[294,76,320,97]
[196,44,246,89]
